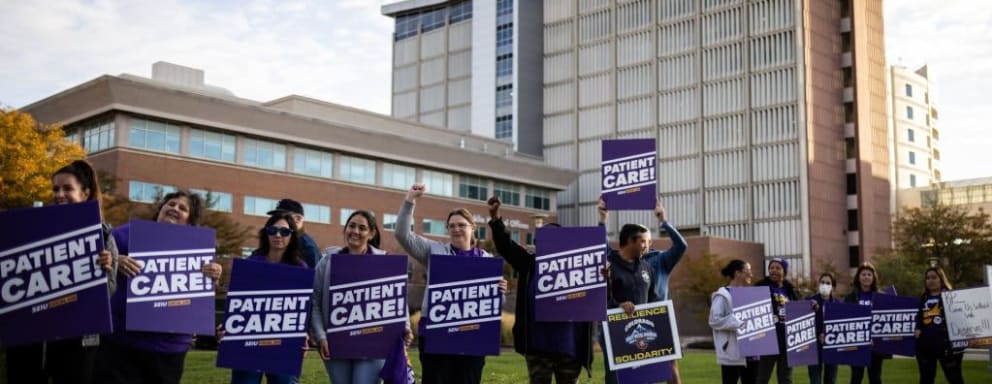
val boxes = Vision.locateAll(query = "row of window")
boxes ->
[68,115,553,210]
[393,0,472,41]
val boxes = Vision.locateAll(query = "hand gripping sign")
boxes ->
[601,139,658,210]
[421,255,503,356]
[0,202,112,346]
[533,226,608,322]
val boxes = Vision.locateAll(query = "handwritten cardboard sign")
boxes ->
[942,287,992,348]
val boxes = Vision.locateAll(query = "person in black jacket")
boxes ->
[486,196,593,384]
[844,262,885,384]
[914,267,963,384]
[753,258,799,384]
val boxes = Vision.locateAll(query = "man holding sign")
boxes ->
[487,196,597,383]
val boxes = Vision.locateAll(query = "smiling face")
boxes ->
[156,196,191,225]
[859,269,875,290]
[344,215,375,251]
[267,219,292,251]
[735,262,754,285]
[51,173,90,204]
[767,262,784,284]
[925,270,942,293]
[447,214,474,249]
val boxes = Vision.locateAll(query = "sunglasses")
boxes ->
[265,226,294,237]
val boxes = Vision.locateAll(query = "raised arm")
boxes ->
[394,183,442,266]
[487,196,533,272]
[644,202,687,274]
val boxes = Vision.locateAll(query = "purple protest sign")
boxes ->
[784,301,818,367]
[422,255,503,356]
[326,253,408,359]
[729,287,778,357]
[533,226,607,322]
[125,220,215,335]
[602,300,681,371]
[602,139,657,210]
[217,258,314,376]
[870,294,917,356]
[0,201,112,346]
[822,302,871,366]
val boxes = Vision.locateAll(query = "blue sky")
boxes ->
[1,0,988,181]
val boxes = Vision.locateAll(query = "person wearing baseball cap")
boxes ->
[268,198,320,269]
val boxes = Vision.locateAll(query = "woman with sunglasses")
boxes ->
[5,160,119,384]
[311,210,412,384]
[394,183,506,384]
[94,190,223,384]
[227,212,307,384]
[914,267,964,384]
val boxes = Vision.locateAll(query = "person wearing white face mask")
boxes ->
[805,273,838,384]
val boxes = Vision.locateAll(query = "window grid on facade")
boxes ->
[449,1,472,23]
[496,84,513,108]
[421,8,446,33]
[496,24,514,56]
[243,138,287,171]
[129,118,181,154]
[382,163,417,190]
[423,219,447,235]
[338,155,376,185]
[495,115,513,140]
[906,106,914,120]
[909,151,916,165]
[459,175,489,201]
[301,203,331,224]
[292,147,334,178]
[526,189,551,210]
[494,181,521,206]
[82,119,115,153]
[910,174,917,188]
[244,196,279,217]
[496,54,513,78]
[382,214,399,230]
[339,208,356,226]
[905,83,913,97]
[189,129,236,162]
[908,128,915,142]
[475,226,488,241]
[129,181,176,203]
[190,189,233,212]
[422,170,454,196]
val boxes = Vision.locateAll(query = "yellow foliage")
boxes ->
[0,108,86,210]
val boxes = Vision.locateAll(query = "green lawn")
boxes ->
[181,349,991,383]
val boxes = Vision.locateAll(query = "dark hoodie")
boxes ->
[606,250,659,308]
[755,277,799,354]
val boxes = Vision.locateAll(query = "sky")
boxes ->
[1,0,988,181]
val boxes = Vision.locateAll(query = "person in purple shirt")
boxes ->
[225,212,308,384]
[94,190,223,384]
[843,262,885,384]
[753,258,799,384]
[806,273,839,384]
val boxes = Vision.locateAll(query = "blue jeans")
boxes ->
[230,369,296,384]
[324,358,385,384]
[808,363,837,384]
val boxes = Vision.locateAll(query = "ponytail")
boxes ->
[54,160,102,203]
[721,259,747,279]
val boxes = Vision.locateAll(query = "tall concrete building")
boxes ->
[888,64,940,209]
[541,0,891,276]
[382,0,545,156]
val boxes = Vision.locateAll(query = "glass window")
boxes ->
[244,196,279,217]
[459,175,488,201]
[496,54,513,78]
[496,0,513,25]
[339,155,376,185]
[526,232,534,245]
[496,84,513,108]
[129,181,176,203]
[526,188,550,210]
[190,189,233,212]
[494,181,520,206]
[129,118,180,154]
[449,0,472,23]
[906,106,914,120]
[293,147,333,178]
[496,24,513,55]
[495,115,513,140]
[423,219,447,235]
[189,129,235,162]
[475,226,487,241]
[302,203,331,224]
[909,174,917,188]
[907,128,915,142]
[905,83,913,97]
[908,151,916,165]
[423,170,454,196]
[64,129,79,145]
[510,231,520,243]
[395,13,420,40]
[381,214,410,231]
[382,163,417,190]
[340,208,356,226]
[82,119,116,153]
[421,8,446,32]
[243,138,287,170]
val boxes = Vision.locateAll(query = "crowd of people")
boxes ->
[0,159,974,384]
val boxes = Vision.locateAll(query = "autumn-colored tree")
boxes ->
[672,251,730,321]
[891,204,992,289]
[0,108,86,210]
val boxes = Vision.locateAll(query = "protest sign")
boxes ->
[422,255,503,356]
[602,300,681,371]
[729,286,778,356]
[216,258,313,376]
[942,286,992,348]
[126,220,215,334]
[533,226,607,321]
[870,294,917,356]
[0,202,112,346]
[325,253,408,359]
[822,302,872,366]
[602,139,657,210]
[785,301,818,367]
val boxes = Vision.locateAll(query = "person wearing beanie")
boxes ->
[753,258,799,384]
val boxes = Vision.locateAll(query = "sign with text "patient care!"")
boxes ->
[730,286,779,357]
[870,293,917,356]
[602,139,657,210]
[326,253,408,359]
[0,202,112,346]
[217,258,314,376]
[822,302,872,366]
[422,255,503,356]
[126,220,215,335]
[533,226,608,322]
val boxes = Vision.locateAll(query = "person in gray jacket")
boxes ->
[710,259,756,384]
[394,183,506,384]
[310,210,408,384]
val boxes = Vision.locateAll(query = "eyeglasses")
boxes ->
[265,226,294,237]
[447,223,471,230]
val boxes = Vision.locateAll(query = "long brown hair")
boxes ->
[255,212,303,266]
[53,160,102,204]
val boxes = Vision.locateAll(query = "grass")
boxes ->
[179,349,991,383]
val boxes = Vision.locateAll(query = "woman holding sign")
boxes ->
[843,262,885,384]
[311,209,394,384]
[753,258,799,384]
[806,273,839,384]
[914,267,964,384]
[94,190,223,384]
[225,212,307,384]
[394,183,505,384]
[709,259,756,384]
[5,159,119,384]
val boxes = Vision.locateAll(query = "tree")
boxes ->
[891,204,992,289]
[672,251,730,321]
[0,108,86,210]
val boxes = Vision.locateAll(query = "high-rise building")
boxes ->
[382,0,545,156]
[541,0,891,276]
[888,64,940,209]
